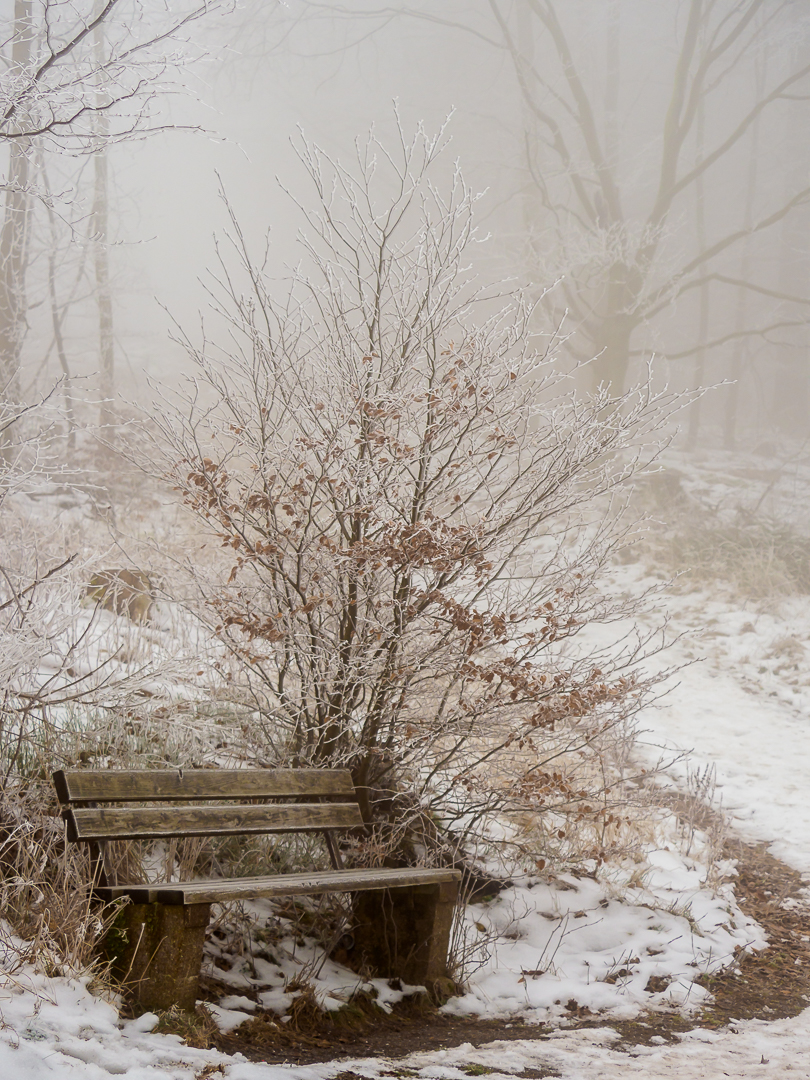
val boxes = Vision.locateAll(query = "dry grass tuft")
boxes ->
[154,1004,220,1048]
[636,466,810,599]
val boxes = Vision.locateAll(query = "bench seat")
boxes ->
[95,865,461,905]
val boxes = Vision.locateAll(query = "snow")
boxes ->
[638,587,810,873]
[3,454,810,1077]
[3,976,810,1080]
[443,855,763,1021]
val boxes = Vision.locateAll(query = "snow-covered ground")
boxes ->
[3,452,810,1078]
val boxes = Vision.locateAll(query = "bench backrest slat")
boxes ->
[53,768,355,804]
[65,802,364,842]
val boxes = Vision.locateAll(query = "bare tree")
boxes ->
[290,1,810,411]
[0,0,228,410]
[488,0,810,392]
[150,125,682,860]
[91,15,114,428]
[0,0,34,403]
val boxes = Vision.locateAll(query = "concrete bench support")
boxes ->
[107,901,211,1014]
[352,878,459,984]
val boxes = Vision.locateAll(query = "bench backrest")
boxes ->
[53,768,364,844]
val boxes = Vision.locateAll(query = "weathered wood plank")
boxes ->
[94,866,462,904]
[65,801,363,842]
[53,768,355,804]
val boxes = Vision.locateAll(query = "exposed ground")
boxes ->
[191,838,810,1069]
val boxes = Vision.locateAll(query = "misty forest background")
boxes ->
[1,0,810,997]
[5,0,808,445]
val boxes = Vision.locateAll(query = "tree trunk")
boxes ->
[604,0,620,170]
[724,51,764,450]
[593,309,633,392]
[516,0,536,242]
[93,18,115,429]
[0,0,33,413]
[687,99,708,449]
[771,46,809,436]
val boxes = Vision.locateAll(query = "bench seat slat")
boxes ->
[93,866,462,904]
[53,768,355,804]
[65,802,363,841]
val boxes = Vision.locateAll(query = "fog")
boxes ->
[3,7,810,1059]
[3,0,810,446]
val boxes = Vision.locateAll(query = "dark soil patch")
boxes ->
[695,839,810,1025]
[200,838,810,1067]
[208,989,560,1070]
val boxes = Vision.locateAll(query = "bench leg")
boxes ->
[106,901,211,1015]
[351,880,458,985]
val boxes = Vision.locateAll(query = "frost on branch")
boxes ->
[151,123,685,870]
[0,0,227,150]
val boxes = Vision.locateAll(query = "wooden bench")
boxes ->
[53,768,461,1014]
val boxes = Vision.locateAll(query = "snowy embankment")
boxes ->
[640,587,810,873]
[3,461,810,1077]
